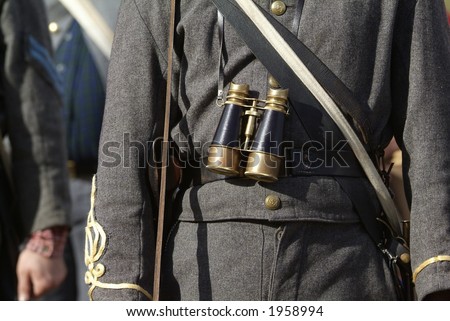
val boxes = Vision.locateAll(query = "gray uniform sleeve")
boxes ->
[89,0,169,300]
[1,0,69,237]
[391,0,450,300]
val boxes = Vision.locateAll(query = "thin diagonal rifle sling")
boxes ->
[153,0,176,301]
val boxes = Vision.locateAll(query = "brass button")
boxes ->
[265,195,281,210]
[48,22,59,33]
[271,1,287,16]
[268,74,281,88]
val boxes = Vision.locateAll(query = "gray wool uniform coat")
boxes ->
[89,0,450,300]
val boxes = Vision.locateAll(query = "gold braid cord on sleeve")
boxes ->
[84,175,153,300]
[412,255,450,284]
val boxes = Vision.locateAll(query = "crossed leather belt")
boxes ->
[181,149,365,188]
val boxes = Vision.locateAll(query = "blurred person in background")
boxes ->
[40,0,121,301]
[0,0,70,300]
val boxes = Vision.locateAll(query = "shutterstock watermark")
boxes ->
[99,132,350,170]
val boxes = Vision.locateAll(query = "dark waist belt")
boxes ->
[182,149,365,187]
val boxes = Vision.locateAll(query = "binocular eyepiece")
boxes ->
[207,82,289,182]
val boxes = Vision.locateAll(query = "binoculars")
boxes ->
[207,82,289,182]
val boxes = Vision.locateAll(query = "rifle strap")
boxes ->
[153,0,176,301]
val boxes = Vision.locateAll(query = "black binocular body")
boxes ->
[207,82,289,182]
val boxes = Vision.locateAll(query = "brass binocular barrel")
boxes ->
[207,83,250,176]
[207,82,289,182]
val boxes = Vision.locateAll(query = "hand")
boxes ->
[16,249,67,300]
